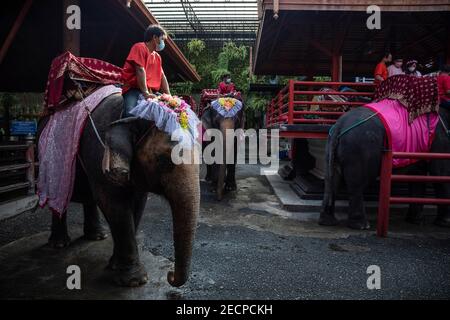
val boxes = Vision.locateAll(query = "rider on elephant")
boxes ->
[121,24,171,117]
[218,73,236,96]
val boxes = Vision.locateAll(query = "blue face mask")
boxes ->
[156,39,165,52]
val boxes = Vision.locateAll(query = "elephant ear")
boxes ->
[108,117,152,145]
[102,117,154,184]
[201,107,213,130]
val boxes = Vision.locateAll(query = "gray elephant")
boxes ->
[38,93,200,287]
[320,105,450,230]
[201,102,245,200]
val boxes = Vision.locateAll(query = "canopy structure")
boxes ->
[145,0,259,48]
[254,0,450,79]
[0,0,200,93]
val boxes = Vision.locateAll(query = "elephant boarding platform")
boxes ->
[265,80,377,204]
[265,80,450,236]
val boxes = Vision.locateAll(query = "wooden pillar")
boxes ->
[331,53,342,82]
[62,0,80,55]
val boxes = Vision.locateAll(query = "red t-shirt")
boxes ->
[218,82,235,94]
[374,62,388,85]
[121,42,163,94]
[437,74,450,103]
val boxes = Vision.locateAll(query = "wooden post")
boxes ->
[331,53,342,82]
[0,0,33,65]
[62,0,80,55]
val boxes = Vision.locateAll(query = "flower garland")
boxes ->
[217,97,237,110]
[155,93,190,129]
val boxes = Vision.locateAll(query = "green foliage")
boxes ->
[170,82,194,96]
[187,39,206,57]
[182,39,250,93]
[246,93,270,111]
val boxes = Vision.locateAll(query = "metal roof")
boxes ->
[145,0,259,47]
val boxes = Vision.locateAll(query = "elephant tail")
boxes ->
[324,125,340,206]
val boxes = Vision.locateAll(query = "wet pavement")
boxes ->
[0,164,450,299]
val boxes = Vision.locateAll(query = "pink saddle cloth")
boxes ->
[364,99,439,168]
[37,85,122,216]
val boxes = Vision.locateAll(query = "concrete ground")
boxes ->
[0,164,449,299]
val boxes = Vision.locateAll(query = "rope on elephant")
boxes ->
[329,111,380,139]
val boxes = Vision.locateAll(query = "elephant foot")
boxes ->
[113,262,148,287]
[347,219,370,230]
[434,216,450,228]
[84,227,108,241]
[318,214,339,226]
[48,233,71,249]
[225,182,237,192]
[405,215,425,225]
[106,255,118,271]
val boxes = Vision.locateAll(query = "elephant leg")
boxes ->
[405,182,425,225]
[162,165,200,287]
[319,167,340,226]
[48,213,71,248]
[83,203,108,240]
[433,182,450,227]
[96,186,148,287]
[347,191,370,230]
[205,164,212,182]
[132,192,148,231]
[209,163,219,193]
[343,163,370,230]
[225,163,237,191]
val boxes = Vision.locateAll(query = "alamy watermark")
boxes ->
[66,265,81,290]
[170,128,280,175]
[366,265,381,290]
[366,5,381,30]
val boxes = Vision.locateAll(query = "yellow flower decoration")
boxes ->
[218,97,236,110]
[179,111,189,129]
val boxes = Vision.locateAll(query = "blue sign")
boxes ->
[10,121,37,135]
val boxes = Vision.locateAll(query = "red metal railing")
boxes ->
[377,151,450,237]
[265,80,375,128]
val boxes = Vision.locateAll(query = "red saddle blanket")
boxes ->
[44,51,123,109]
[38,85,122,216]
[364,99,439,168]
[374,75,439,123]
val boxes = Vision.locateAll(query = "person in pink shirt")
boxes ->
[388,57,405,77]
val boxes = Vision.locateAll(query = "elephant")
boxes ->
[319,105,450,230]
[37,92,200,287]
[201,102,245,200]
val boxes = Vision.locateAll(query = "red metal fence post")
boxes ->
[277,92,282,124]
[288,80,294,124]
[377,148,393,237]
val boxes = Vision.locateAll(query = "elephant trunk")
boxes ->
[165,163,200,287]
